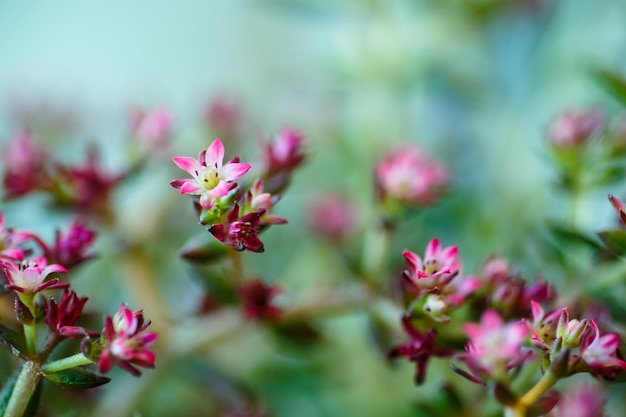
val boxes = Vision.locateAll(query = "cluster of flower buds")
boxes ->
[0,212,156,386]
[1,132,124,218]
[170,129,304,253]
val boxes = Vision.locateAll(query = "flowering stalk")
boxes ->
[503,371,559,417]
[42,352,94,373]
[3,361,42,417]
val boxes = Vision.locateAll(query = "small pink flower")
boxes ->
[553,383,606,417]
[402,238,460,291]
[307,194,359,243]
[130,106,172,146]
[580,320,626,372]
[262,128,306,177]
[209,204,265,253]
[47,220,97,269]
[2,131,49,198]
[245,178,287,226]
[548,108,604,148]
[608,194,626,226]
[170,139,251,209]
[375,145,448,206]
[1,256,67,294]
[389,316,453,384]
[203,95,243,140]
[461,310,531,378]
[0,212,39,260]
[238,278,282,321]
[43,290,90,338]
[98,304,157,376]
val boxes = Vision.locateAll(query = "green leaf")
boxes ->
[43,367,111,389]
[590,66,626,107]
[598,229,626,256]
[0,323,25,358]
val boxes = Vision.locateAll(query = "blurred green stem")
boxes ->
[361,218,393,283]
[504,370,559,417]
[3,361,42,417]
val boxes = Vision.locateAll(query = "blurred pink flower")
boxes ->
[130,106,172,146]
[204,95,243,140]
[461,310,530,378]
[553,383,606,417]
[46,220,97,269]
[548,108,604,147]
[170,139,251,209]
[375,145,448,206]
[580,320,626,373]
[0,212,39,260]
[2,131,49,198]
[245,178,287,226]
[98,304,157,376]
[238,278,282,321]
[307,193,359,242]
[262,128,306,177]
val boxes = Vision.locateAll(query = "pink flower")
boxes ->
[375,145,448,206]
[461,310,530,378]
[245,178,287,226]
[47,220,97,269]
[307,194,359,243]
[608,194,626,226]
[238,278,282,321]
[203,95,243,140]
[130,107,172,146]
[1,256,67,294]
[43,290,90,338]
[170,139,251,209]
[579,320,626,372]
[209,204,265,253]
[389,316,453,384]
[262,128,306,177]
[402,238,460,291]
[98,304,157,376]
[548,108,604,148]
[0,212,39,260]
[2,131,49,198]
[553,383,606,417]
[56,146,125,216]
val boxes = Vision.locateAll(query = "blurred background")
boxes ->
[1,0,626,416]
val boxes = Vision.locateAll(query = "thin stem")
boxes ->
[22,322,37,357]
[518,370,559,407]
[229,250,244,282]
[3,361,42,417]
[42,352,93,373]
[361,218,393,283]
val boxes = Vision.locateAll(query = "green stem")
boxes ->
[361,218,393,283]
[22,323,37,357]
[42,353,93,373]
[504,371,559,417]
[229,250,244,282]
[3,361,42,417]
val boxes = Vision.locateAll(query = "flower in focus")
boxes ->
[43,290,90,338]
[98,304,157,376]
[130,106,172,147]
[170,138,251,209]
[1,256,67,294]
[238,278,282,321]
[389,316,454,385]
[402,238,460,291]
[548,108,604,148]
[209,204,265,253]
[262,128,306,178]
[460,309,531,380]
[579,320,626,374]
[2,131,50,198]
[307,193,359,243]
[47,220,97,269]
[375,144,448,207]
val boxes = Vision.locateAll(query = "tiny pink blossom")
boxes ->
[130,106,172,146]
[1,256,67,294]
[548,107,604,148]
[0,212,39,260]
[2,131,49,198]
[580,320,626,372]
[43,290,90,338]
[375,145,448,206]
[246,178,287,226]
[553,383,607,417]
[307,193,360,243]
[98,304,157,376]
[402,238,460,291]
[170,139,251,209]
[462,309,530,377]
[262,128,306,177]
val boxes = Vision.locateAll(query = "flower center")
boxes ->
[424,259,440,275]
[199,167,220,190]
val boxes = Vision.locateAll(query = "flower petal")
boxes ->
[204,139,225,169]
